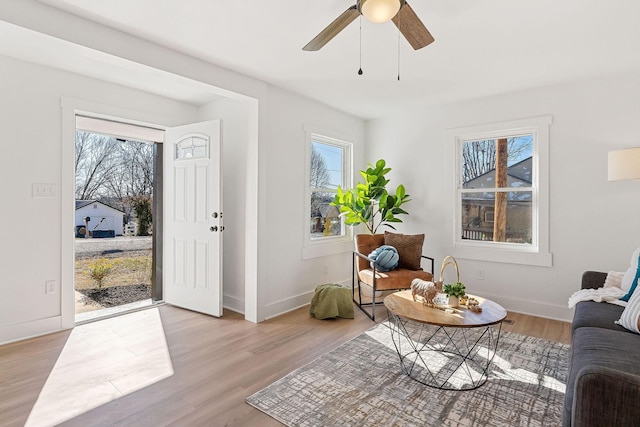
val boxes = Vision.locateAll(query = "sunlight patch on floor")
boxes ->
[25,308,173,427]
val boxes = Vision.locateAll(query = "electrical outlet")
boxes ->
[45,280,57,294]
[476,270,485,280]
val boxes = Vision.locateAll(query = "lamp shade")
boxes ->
[608,148,640,181]
[359,0,402,23]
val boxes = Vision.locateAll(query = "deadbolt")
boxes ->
[212,212,218,218]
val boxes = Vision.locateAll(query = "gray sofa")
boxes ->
[564,271,640,426]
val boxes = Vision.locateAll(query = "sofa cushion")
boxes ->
[622,255,640,301]
[358,268,432,291]
[617,286,640,333]
[565,327,640,424]
[603,271,625,288]
[572,301,627,333]
[384,231,424,270]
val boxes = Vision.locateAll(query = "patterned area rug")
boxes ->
[246,322,568,426]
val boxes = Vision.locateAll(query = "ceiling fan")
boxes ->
[303,0,434,51]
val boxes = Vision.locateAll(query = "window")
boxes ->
[175,135,208,159]
[308,134,351,241]
[447,116,552,266]
[460,135,533,244]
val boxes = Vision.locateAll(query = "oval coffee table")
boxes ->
[384,290,507,390]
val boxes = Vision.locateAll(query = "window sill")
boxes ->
[302,239,353,260]
[449,245,553,267]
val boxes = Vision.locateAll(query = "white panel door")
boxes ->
[164,120,223,316]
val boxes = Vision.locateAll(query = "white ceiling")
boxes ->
[27,0,640,119]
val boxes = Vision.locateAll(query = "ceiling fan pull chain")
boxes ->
[397,13,401,81]
[358,15,363,75]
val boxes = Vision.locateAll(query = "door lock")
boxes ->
[210,226,218,232]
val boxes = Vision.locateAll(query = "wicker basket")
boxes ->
[438,255,460,284]
[438,256,463,307]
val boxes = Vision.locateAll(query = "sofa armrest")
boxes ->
[573,365,640,427]
[581,271,608,290]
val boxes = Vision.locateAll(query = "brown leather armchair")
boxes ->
[353,233,434,320]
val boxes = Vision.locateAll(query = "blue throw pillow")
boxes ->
[621,254,640,302]
[368,245,399,272]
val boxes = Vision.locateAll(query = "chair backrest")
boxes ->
[354,234,385,272]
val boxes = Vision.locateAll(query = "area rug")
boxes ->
[246,322,569,426]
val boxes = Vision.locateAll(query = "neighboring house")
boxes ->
[75,200,125,237]
[461,157,532,243]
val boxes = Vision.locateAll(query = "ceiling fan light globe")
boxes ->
[360,0,401,24]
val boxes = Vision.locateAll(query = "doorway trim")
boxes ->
[61,97,172,329]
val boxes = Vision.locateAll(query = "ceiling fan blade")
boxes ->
[303,5,359,51]
[392,2,435,50]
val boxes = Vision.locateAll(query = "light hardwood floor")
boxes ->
[0,303,571,427]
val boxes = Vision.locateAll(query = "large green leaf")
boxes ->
[327,159,411,233]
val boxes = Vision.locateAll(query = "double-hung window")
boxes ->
[447,116,552,266]
[306,132,352,249]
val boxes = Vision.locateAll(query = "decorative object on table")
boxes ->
[309,284,354,320]
[437,255,465,308]
[462,296,482,313]
[331,159,411,234]
[410,278,442,307]
[443,282,466,308]
[367,245,399,272]
[246,323,568,427]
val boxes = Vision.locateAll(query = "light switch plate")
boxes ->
[32,183,57,198]
[45,280,57,294]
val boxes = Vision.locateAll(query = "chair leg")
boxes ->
[352,251,380,321]
[371,275,376,321]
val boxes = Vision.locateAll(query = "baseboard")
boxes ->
[263,290,316,320]
[349,285,572,323]
[262,280,354,320]
[0,316,65,345]
[223,294,244,315]
[480,292,572,322]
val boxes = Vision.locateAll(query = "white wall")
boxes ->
[365,70,640,321]
[0,55,201,342]
[0,3,367,341]
[261,87,365,319]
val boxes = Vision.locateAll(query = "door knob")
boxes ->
[210,226,218,232]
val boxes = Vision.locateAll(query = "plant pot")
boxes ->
[448,296,459,308]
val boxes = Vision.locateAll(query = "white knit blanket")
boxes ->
[568,287,627,309]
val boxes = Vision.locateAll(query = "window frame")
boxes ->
[446,116,553,267]
[302,128,354,259]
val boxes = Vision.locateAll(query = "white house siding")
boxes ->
[75,202,124,236]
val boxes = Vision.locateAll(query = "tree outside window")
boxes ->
[309,136,350,240]
[449,116,552,266]
[460,135,533,244]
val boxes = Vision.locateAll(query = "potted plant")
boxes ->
[331,159,410,234]
[442,282,466,308]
